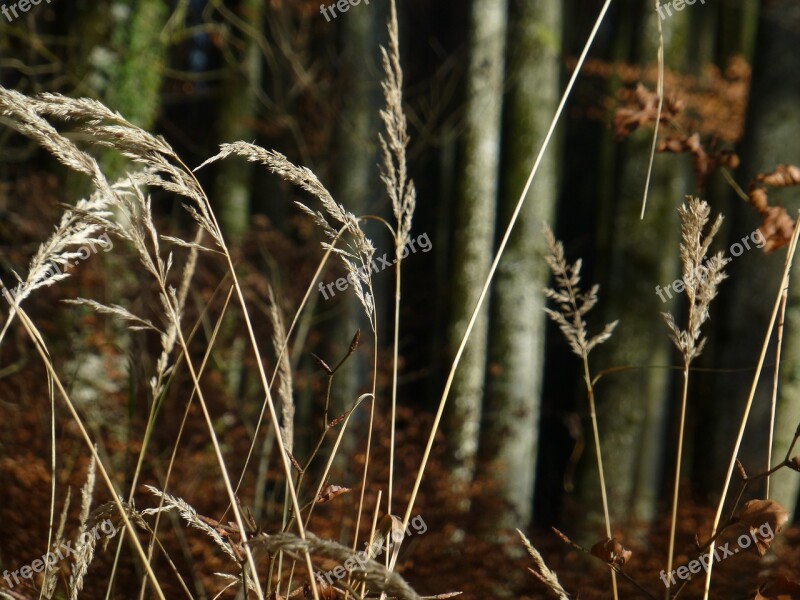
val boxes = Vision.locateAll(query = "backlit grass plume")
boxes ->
[543,223,619,600]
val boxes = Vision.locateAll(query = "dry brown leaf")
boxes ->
[316,484,351,504]
[746,164,800,252]
[612,83,684,139]
[736,499,789,530]
[756,164,800,188]
[758,206,795,253]
[589,537,632,568]
[755,575,800,600]
[657,132,739,188]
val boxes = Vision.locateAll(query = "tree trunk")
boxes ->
[214,0,264,241]
[444,0,507,494]
[577,6,688,529]
[706,0,800,517]
[478,0,561,529]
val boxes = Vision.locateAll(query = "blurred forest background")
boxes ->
[2,0,800,598]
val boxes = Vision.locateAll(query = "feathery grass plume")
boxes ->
[40,489,72,599]
[196,141,377,328]
[543,225,618,356]
[0,150,122,347]
[0,87,264,599]
[21,91,216,248]
[542,223,618,600]
[251,532,422,600]
[380,0,417,520]
[663,197,728,594]
[65,176,206,401]
[268,283,294,453]
[380,0,416,250]
[0,89,110,193]
[141,487,259,593]
[662,197,729,363]
[142,486,238,562]
[516,530,569,600]
[0,188,115,346]
[69,452,97,600]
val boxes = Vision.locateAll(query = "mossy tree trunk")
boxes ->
[103,0,168,179]
[213,0,264,241]
[477,0,561,529]
[443,0,507,496]
[576,7,688,530]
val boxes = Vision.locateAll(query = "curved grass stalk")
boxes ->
[6,294,167,600]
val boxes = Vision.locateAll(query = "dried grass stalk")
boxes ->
[252,532,421,600]
[516,530,569,600]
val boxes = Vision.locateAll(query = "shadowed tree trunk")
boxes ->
[576,6,688,530]
[214,0,264,241]
[443,0,507,496]
[325,0,381,520]
[706,0,800,517]
[478,0,561,529]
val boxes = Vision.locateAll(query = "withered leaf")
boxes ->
[748,201,796,254]
[613,83,683,138]
[755,575,800,600]
[316,484,351,504]
[735,499,789,534]
[657,132,739,189]
[755,164,800,188]
[746,164,800,253]
[735,498,788,554]
[590,537,632,568]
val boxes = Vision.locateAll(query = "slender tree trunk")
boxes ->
[326,0,380,508]
[214,0,264,241]
[444,0,507,493]
[478,0,561,528]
